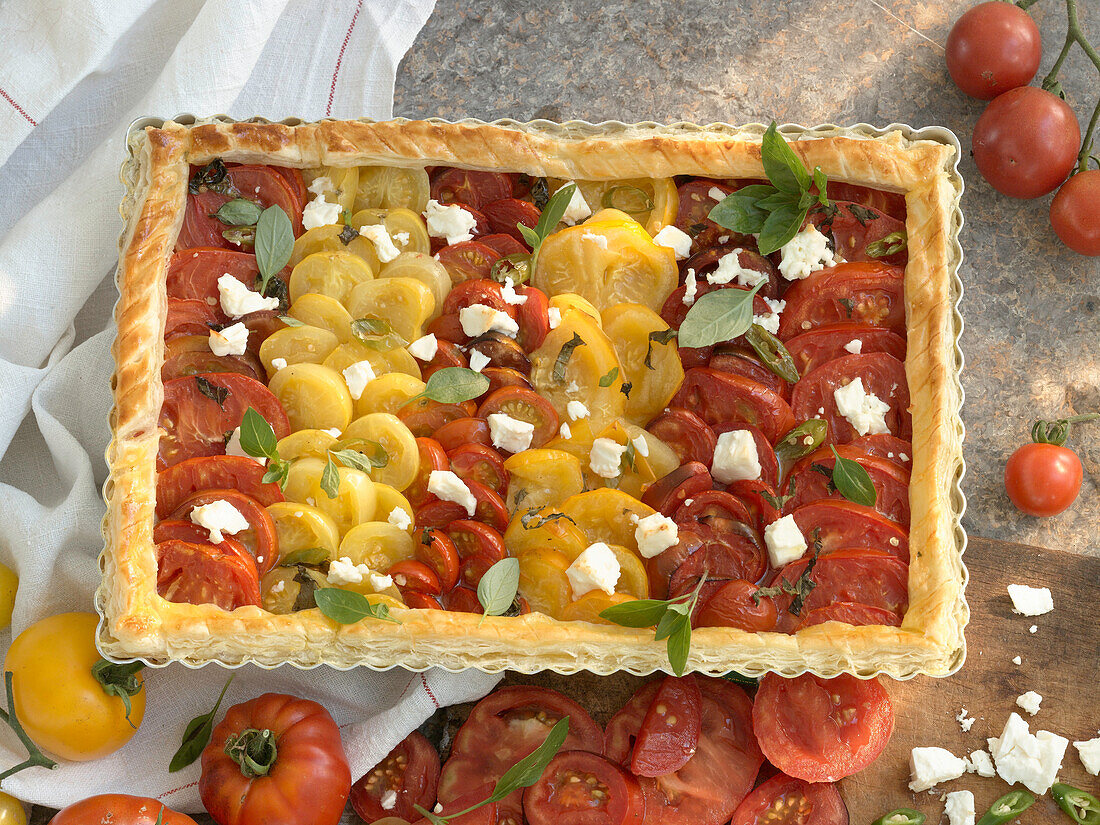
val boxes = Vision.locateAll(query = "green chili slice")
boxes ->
[774,419,828,463]
[872,810,925,825]
[1053,783,1100,825]
[489,252,532,285]
[601,184,654,214]
[865,230,907,258]
[977,790,1035,825]
[745,323,800,383]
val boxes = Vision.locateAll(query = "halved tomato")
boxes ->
[808,200,906,266]
[156,455,284,519]
[640,462,714,517]
[777,262,905,340]
[671,369,795,445]
[351,730,439,823]
[424,339,469,371]
[389,559,443,597]
[515,285,550,352]
[478,233,528,257]
[694,579,778,631]
[666,523,767,598]
[789,500,908,561]
[433,417,492,452]
[630,676,702,777]
[524,750,645,825]
[647,408,717,467]
[417,528,461,592]
[417,477,509,533]
[467,333,531,374]
[436,241,502,282]
[430,169,515,208]
[477,387,560,449]
[152,521,256,572]
[442,279,516,317]
[443,585,485,613]
[797,601,902,630]
[169,489,277,575]
[752,672,894,783]
[660,280,771,336]
[155,539,261,610]
[677,245,781,301]
[165,299,220,338]
[398,397,475,438]
[406,437,451,507]
[847,433,912,470]
[180,165,303,250]
[445,519,507,589]
[482,198,541,243]
[782,323,906,376]
[730,772,848,825]
[449,443,510,494]
[724,480,782,533]
[783,445,911,526]
[790,352,911,444]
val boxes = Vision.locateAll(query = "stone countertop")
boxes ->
[393,0,1100,557]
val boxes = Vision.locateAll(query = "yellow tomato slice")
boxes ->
[322,341,390,378]
[289,250,374,306]
[288,292,356,343]
[302,166,360,212]
[290,225,381,272]
[284,457,378,536]
[265,501,341,563]
[276,429,340,461]
[559,591,634,625]
[379,346,423,380]
[259,325,340,374]
[585,419,656,499]
[353,372,426,417]
[355,166,431,214]
[342,413,419,492]
[373,484,415,532]
[351,207,431,256]
[530,307,625,434]
[560,488,656,551]
[601,302,684,427]
[628,426,681,480]
[502,449,585,513]
[504,506,589,561]
[607,544,649,599]
[534,216,677,312]
[261,567,315,614]
[345,277,435,342]
[338,522,416,571]
[268,363,353,432]
[552,179,678,236]
[516,547,573,618]
[548,293,603,327]
[380,252,451,320]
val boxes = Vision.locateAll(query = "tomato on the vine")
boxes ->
[1005,415,1095,517]
[1050,170,1100,256]
[50,795,196,825]
[0,793,23,825]
[946,1,1041,100]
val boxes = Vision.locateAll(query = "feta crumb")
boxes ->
[987,712,1068,795]
[547,307,562,329]
[1074,737,1100,775]
[752,297,786,336]
[322,428,342,438]
[1016,691,1043,716]
[945,790,975,825]
[708,186,728,203]
[956,708,975,732]
[369,571,394,592]
[559,422,571,439]
[1012,655,1022,665]
[393,231,410,247]
[342,360,377,400]
[566,400,590,421]
[1007,584,1054,616]
[407,333,439,361]
[708,249,767,287]
[423,199,477,245]
[634,513,679,559]
[1030,624,1038,633]
[500,277,528,305]
[468,350,491,372]
[965,750,996,777]
[225,426,265,466]
[834,377,891,436]
[589,438,627,478]
[271,357,288,371]
[358,224,403,263]
[559,182,592,225]
[844,338,863,355]
[682,268,698,306]
[653,225,692,259]
[899,452,909,462]
[270,579,286,595]
[487,412,535,453]
[427,470,477,516]
[711,429,761,484]
[387,507,412,531]
[189,499,249,544]
[778,225,835,280]
[631,434,649,457]
[217,274,279,318]
[459,303,519,339]
[308,176,334,196]
[909,747,967,792]
[208,322,249,356]
[763,515,808,568]
[581,230,609,249]
[565,542,620,599]
[717,234,730,243]
[327,557,371,586]
[380,789,398,811]
[302,189,342,230]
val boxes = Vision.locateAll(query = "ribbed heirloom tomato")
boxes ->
[50,795,196,825]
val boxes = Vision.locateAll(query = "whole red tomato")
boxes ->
[50,795,196,825]
[946,1,1041,99]
[1050,170,1100,255]
[199,693,351,825]
[972,86,1081,199]
[1005,442,1083,516]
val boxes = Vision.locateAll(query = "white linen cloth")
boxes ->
[0,0,502,812]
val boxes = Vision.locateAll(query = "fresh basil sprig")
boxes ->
[477,557,520,617]
[678,281,763,349]
[414,717,570,825]
[830,445,877,507]
[707,122,831,254]
[418,367,490,404]
[517,183,577,272]
[314,588,400,625]
[599,574,709,676]
[238,407,293,489]
[255,205,294,294]
[169,675,234,772]
[320,456,340,499]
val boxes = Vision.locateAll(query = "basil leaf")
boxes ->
[254,205,294,293]
[169,675,234,772]
[774,420,829,463]
[830,445,877,507]
[278,315,304,327]
[755,190,801,213]
[665,615,693,676]
[598,367,619,387]
[314,588,400,625]
[477,558,520,617]
[745,324,800,383]
[195,376,229,409]
[213,198,263,227]
[492,716,570,800]
[536,183,576,237]
[654,608,686,640]
[678,282,763,348]
[517,224,542,249]
[553,333,586,383]
[421,367,490,404]
[644,329,678,370]
[812,167,830,205]
[761,122,811,194]
[845,203,880,226]
[261,459,291,490]
[188,159,235,196]
[352,317,409,350]
[239,407,278,459]
[597,598,669,628]
[757,202,807,256]
[320,456,340,499]
[330,444,388,472]
[708,186,775,234]
[279,546,330,567]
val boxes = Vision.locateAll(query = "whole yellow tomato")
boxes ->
[4,613,145,761]
[0,792,26,825]
[0,563,17,630]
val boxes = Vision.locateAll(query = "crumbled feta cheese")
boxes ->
[1012,655,1022,665]
[393,231,410,247]
[956,708,975,732]
[945,790,975,825]
[899,452,909,462]
[708,249,767,287]
[565,542,620,599]
[1030,624,1038,633]
[327,556,371,586]
[407,333,439,361]
[631,434,649,457]
[380,789,398,811]
[1007,584,1054,616]
[547,307,562,329]
[308,176,334,196]
[387,507,412,531]
[369,571,394,592]
[427,470,476,516]
[778,225,835,280]
[717,235,730,244]
[189,499,249,544]
[271,357,288,371]
[468,350,491,373]
[909,747,967,792]
[581,230,608,249]
[966,750,996,778]
[459,303,519,339]
[423,199,477,245]
[225,426,265,466]
[711,429,761,484]
[488,413,535,453]
[217,274,279,318]
[358,224,403,263]
[589,438,627,478]
[634,513,679,559]
[1074,737,1100,775]
[834,377,891,436]
[565,380,580,393]
[209,322,249,356]
[844,338,863,355]
[342,360,377,400]
[1016,691,1043,716]
[567,400,590,421]
[559,422,571,439]
[987,712,1068,795]
[763,515,808,568]
[270,579,286,595]
[500,277,528,305]
[302,191,342,230]
[653,225,692,259]
[708,186,728,203]
[752,297,786,336]
[559,182,592,225]
[683,268,698,306]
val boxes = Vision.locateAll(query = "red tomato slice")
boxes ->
[673,180,740,256]
[790,352,911,445]
[152,521,256,572]
[433,417,493,452]
[672,490,754,531]
[165,299,221,339]
[417,478,508,533]
[515,285,550,352]
[631,676,702,777]
[647,408,717,467]
[449,443,510,494]
[478,233,528,257]
[442,279,516,318]
[797,601,902,630]
[678,245,781,301]
[158,373,291,470]
[161,337,263,383]
[640,462,714,517]
[712,423,780,489]
[524,750,645,825]
[730,772,848,825]
[445,519,508,588]
[789,500,908,561]
[351,730,439,823]
[155,539,261,610]
[399,398,476,438]
[170,489,278,575]
[412,791,496,825]
[156,455,284,519]
[428,204,491,255]
[436,241,502,283]
[694,579,778,631]
[482,198,541,244]
[777,262,905,340]
[439,686,605,825]
[606,679,763,825]
[783,322,907,376]
[826,182,906,222]
[389,559,443,597]
[430,169,515,209]
[666,523,768,598]
[406,437,450,507]
[847,433,913,470]
[166,248,287,313]
[179,165,303,251]
[808,200,907,266]
[477,387,559,449]
[443,585,485,613]
[723,480,782,533]
[404,591,443,610]
[707,346,790,401]
[769,549,909,632]
[671,369,796,445]
[467,334,531,374]
[417,529,461,592]
[270,166,307,207]
[423,339,469,371]
[783,445,911,526]
[752,672,894,783]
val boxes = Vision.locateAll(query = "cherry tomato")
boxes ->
[389,559,443,596]
[730,773,847,825]
[783,323,906,376]
[790,352,911,444]
[443,585,485,613]
[169,490,277,574]
[677,245,781,301]
[672,180,739,255]
[417,529,462,591]
[152,521,257,572]
[156,455,285,519]
[442,279,516,317]
[445,520,508,588]
[647,408,717,467]
[200,693,351,825]
[398,398,474,438]
[434,417,493,452]
[752,673,894,783]
[784,445,911,526]
[449,443,510,493]
[467,332,531,373]
[436,241,502,282]
[671,368,796,444]
[524,750,646,825]
[1050,170,1100,256]
[180,165,303,250]
[973,86,1081,199]
[1004,441,1084,516]
[430,169,515,209]
[631,676,702,777]
[417,477,509,532]
[50,796,195,825]
[640,462,714,517]
[404,592,443,610]
[482,198,541,243]
[478,232,528,257]
[777,262,905,340]
[695,579,778,631]
[515,285,551,352]
[477,387,560,448]
[946,1,1041,100]
[482,366,534,397]
[789,500,909,561]
[156,539,262,610]
[351,731,439,823]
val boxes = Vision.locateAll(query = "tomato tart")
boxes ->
[99,117,966,678]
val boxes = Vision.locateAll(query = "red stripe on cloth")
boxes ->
[420,672,440,708]
[326,0,364,117]
[0,87,36,126]
[158,780,198,799]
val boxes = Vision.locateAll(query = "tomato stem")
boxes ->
[1031,412,1100,445]
[1041,0,1100,173]
[225,727,278,778]
[0,671,57,780]
[91,658,144,730]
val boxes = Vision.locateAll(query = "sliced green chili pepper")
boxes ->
[977,790,1035,825]
[601,184,654,214]
[746,323,800,383]
[1053,783,1100,825]
[872,809,925,825]
[865,229,907,258]
[774,419,829,463]
[489,252,532,285]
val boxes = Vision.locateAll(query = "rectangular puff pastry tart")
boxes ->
[98,117,967,678]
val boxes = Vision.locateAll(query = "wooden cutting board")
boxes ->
[504,536,1100,824]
